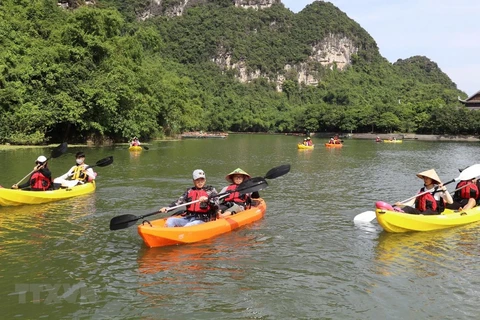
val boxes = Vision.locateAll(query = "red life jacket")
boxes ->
[415,187,438,212]
[30,172,51,191]
[455,181,479,200]
[186,187,211,214]
[224,184,247,204]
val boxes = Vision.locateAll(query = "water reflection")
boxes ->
[135,232,258,313]
[137,232,256,276]
[0,194,97,249]
[129,150,142,160]
[374,223,480,276]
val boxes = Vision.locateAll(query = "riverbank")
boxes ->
[345,133,480,141]
[2,132,478,148]
[282,132,480,141]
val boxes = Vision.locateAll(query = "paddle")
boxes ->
[353,164,480,223]
[244,164,291,186]
[14,142,68,186]
[264,164,291,179]
[49,155,114,190]
[86,156,114,169]
[109,178,269,231]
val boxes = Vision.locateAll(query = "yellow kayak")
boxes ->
[0,181,96,206]
[375,203,480,232]
[129,146,142,151]
[383,140,403,143]
[297,144,314,150]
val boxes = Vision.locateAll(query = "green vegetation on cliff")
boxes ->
[0,0,476,144]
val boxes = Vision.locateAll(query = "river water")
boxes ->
[1,135,479,319]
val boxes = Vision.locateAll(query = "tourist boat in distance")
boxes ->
[383,139,403,143]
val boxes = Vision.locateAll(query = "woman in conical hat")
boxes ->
[416,169,441,185]
[219,168,252,217]
[395,168,453,215]
[225,168,251,183]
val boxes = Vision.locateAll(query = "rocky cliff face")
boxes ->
[213,33,358,91]
[60,0,357,91]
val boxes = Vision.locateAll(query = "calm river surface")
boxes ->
[1,134,479,319]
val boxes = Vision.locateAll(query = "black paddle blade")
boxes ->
[50,142,68,159]
[244,177,266,185]
[264,164,290,179]
[110,214,138,230]
[143,146,149,150]
[238,178,268,195]
[95,156,114,167]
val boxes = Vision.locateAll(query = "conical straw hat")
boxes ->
[225,168,251,183]
[416,169,441,184]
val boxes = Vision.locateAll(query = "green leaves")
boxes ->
[0,0,473,144]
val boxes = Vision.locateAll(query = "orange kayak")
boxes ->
[138,198,267,248]
[325,143,342,148]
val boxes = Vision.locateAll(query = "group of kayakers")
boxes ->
[130,137,141,147]
[375,136,397,142]
[328,135,341,144]
[159,168,256,228]
[393,168,479,215]
[301,137,313,146]
[11,152,96,191]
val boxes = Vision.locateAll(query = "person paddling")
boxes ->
[446,178,479,211]
[394,169,453,215]
[53,152,96,188]
[218,168,252,217]
[130,137,141,146]
[11,155,53,191]
[160,169,219,227]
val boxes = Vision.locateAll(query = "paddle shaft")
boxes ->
[109,164,287,231]
[399,169,480,204]
[14,143,68,186]
[115,193,231,228]
[110,179,269,230]
[15,163,47,186]
[353,164,480,223]
[162,182,262,216]
[17,159,109,190]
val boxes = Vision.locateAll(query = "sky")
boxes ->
[281,0,480,97]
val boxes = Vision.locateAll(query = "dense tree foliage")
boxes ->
[0,0,476,144]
